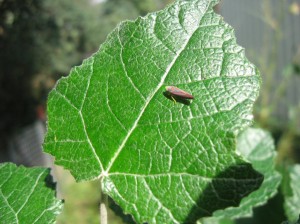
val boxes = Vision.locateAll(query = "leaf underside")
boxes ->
[283,165,300,223]
[44,0,262,223]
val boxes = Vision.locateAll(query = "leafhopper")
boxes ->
[165,86,194,103]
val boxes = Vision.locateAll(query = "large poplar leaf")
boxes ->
[200,128,281,224]
[44,0,262,223]
[0,163,63,224]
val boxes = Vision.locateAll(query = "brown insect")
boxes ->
[165,86,194,103]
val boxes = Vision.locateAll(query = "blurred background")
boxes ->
[0,0,299,223]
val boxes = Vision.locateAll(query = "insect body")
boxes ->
[165,86,194,103]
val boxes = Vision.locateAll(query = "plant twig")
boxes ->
[100,183,108,224]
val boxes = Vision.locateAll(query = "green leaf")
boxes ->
[0,163,63,224]
[44,0,262,222]
[282,164,300,223]
[200,128,281,224]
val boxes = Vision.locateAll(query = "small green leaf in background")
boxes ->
[44,0,263,222]
[200,128,281,224]
[282,164,300,223]
[0,163,63,224]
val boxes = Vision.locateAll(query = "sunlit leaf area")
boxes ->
[1,0,300,223]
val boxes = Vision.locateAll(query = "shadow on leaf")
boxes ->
[109,163,263,224]
[184,163,264,224]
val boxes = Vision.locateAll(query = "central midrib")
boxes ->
[105,8,206,173]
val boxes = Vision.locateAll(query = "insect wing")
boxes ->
[166,86,194,99]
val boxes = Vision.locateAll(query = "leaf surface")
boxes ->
[44,0,262,222]
[201,128,281,224]
[0,163,63,224]
[282,164,300,223]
